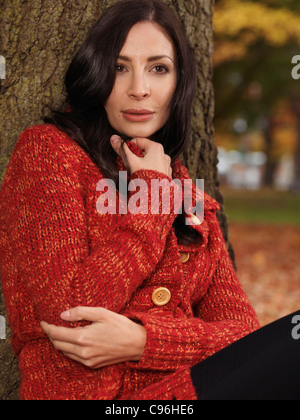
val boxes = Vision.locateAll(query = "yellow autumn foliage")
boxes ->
[214,0,300,65]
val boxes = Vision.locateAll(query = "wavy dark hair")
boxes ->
[45,0,201,245]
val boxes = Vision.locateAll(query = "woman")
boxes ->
[0,0,299,401]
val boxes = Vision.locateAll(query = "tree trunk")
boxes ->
[0,0,230,400]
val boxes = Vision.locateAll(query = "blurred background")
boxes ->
[213,0,300,325]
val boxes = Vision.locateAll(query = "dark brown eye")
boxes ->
[152,65,169,74]
[115,64,127,73]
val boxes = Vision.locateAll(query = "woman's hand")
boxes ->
[40,307,147,369]
[110,135,172,178]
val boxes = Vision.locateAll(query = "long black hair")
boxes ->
[45,0,201,245]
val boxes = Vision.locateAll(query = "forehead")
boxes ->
[120,21,175,59]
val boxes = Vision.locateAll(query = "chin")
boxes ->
[118,121,164,140]
[121,131,155,140]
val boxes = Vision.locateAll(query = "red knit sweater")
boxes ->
[0,124,260,400]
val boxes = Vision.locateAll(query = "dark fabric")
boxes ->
[190,310,300,400]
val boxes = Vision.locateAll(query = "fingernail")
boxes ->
[111,135,121,144]
[60,309,71,320]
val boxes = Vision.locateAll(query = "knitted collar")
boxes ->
[116,140,220,249]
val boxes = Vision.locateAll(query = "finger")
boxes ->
[60,351,90,365]
[110,135,129,157]
[164,154,171,164]
[61,351,130,369]
[60,306,109,323]
[110,135,124,156]
[61,352,103,369]
[110,135,132,168]
[130,137,153,152]
[40,321,85,344]
[51,339,79,356]
[110,134,122,146]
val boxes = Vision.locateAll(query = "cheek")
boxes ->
[104,97,123,130]
[160,78,177,108]
[105,83,125,118]
[105,97,117,121]
[160,87,176,115]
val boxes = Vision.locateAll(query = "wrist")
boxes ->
[130,322,147,362]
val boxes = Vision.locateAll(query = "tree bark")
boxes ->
[0,0,230,400]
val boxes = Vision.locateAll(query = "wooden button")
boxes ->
[180,252,190,263]
[152,287,171,307]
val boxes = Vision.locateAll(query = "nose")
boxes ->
[127,72,150,100]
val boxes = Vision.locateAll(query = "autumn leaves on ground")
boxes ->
[223,188,300,326]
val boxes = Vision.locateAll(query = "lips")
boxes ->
[122,109,154,122]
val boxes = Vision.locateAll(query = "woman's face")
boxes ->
[105,21,177,139]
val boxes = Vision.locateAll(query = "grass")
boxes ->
[221,188,300,226]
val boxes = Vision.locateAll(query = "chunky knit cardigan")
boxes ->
[0,124,260,400]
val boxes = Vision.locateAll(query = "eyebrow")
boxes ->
[118,55,175,64]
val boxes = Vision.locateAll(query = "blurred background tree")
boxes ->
[213,0,300,188]
[212,0,300,330]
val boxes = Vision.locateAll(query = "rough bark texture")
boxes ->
[0,0,231,400]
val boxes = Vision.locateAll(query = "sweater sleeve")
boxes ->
[126,214,260,371]
[0,127,181,325]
